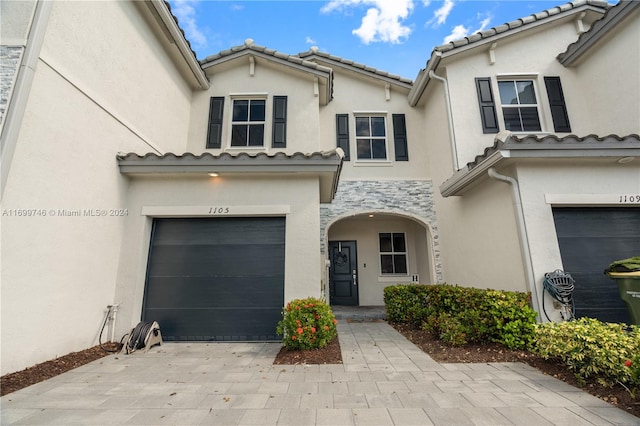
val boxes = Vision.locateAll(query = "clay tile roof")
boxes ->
[432,0,610,55]
[296,48,414,85]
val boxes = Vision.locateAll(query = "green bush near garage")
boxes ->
[383,284,537,349]
[534,318,640,392]
[276,297,338,350]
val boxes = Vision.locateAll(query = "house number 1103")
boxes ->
[619,195,640,203]
[209,207,230,214]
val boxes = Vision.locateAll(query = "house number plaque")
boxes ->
[208,207,231,214]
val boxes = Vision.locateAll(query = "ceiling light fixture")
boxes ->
[208,172,219,177]
[617,157,635,164]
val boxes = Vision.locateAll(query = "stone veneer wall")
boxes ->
[0,46,23,131]
[321,179,442,282]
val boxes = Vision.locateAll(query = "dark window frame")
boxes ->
[355,115,388,161]
[379,232,408,275]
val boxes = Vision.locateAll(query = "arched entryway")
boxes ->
[323,211,439,306]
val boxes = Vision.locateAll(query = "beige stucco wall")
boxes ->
[112,175,322,337]
[561,10,640,136]
[0,0,36,43]
[446,21,589,166]
[318,68,429,180]
[1,1,194,375]
[188,59,322,155]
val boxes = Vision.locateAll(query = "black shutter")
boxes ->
[544,77,571,133]
[272,96,287,148]
[475,78,499,134]
[336,114,350,161]
[206,97,224,148]
[392,114,409,161]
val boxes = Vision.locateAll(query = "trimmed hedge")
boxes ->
[384,284,537,349]
[534,318,640,391]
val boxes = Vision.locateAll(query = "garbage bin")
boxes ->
[606,272,640,325]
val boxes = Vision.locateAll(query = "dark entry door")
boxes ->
[553,207,640,323]
[329,241,358,305]
[142,217,285,341]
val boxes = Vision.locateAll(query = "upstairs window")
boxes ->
[379,232,408,275]
[497,80,541,132]
[356,116,387,160]
[231,99,266,147]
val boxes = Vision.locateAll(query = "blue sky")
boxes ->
[168,0,574,80]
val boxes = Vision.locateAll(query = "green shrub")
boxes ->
[276,297,337,350]
[383,284,430,325]
[534,318,640,391]
[385,284,537,350]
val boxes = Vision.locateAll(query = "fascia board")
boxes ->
[439,150,506,197]
[408,52,441,107]
[148,0,209,90]
[201,50,332,79]
[312,59,412,90]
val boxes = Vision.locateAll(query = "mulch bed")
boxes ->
[273,337,342,365]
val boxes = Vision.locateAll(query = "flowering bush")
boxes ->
[534,318,640,393]
[276,297,338,350]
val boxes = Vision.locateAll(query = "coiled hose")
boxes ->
[543,269,575,321]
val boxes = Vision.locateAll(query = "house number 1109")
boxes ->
[209,207,230,214]
[619,195,640,203]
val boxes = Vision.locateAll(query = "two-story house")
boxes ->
[410,0,640,323]
[1,0,638,376]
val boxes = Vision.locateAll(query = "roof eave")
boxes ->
[558,1,640,66]
[148,0,209,90]
[441,146,640,197]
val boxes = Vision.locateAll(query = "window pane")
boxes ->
[502,108,522,131]
[381,255,394,274]
[355,117,370,136]
[371,117,385,136]
[231,125,247,146]
[379,233,392,252]
[520,107,541,131]
[233,100,248,121]
[393,255,408,274]
[392,233,406,252]
[357,139,372,159]
[516,81,537,104]
[372,139,387,159]
[498,81,517,105]
[249,100,265,121]
[248,124,264,146]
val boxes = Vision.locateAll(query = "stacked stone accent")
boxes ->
[0,46,23,129]
[321,179,442,282]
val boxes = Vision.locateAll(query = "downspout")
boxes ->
[487,167,542,322]
[428,71,459,171]
[1,0,53,199]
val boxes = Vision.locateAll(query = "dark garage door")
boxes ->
[553,207,640,323]
[142,217,285,341]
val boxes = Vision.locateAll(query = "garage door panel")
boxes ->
[553,207,640,324]
[144,277,284,308]
[147,308,282,341]
[142,217,286,341]
[147,244,285,277]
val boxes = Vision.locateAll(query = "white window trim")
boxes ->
[378,231,409,276]
[226,94,270,151]
[495,75,547,134]
[353,113,390,162]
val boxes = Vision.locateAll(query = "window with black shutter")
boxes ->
[272,96,287,148]
[544,77,571,133]
[392,114,409,161]
[475,78,499,134]
[336,114,350,161]
[206,97,224,148]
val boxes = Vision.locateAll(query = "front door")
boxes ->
[329,241,358,306]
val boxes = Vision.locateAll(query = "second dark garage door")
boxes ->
[142,217,285,341]
[553,207,640,324]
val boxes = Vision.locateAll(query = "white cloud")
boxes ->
[442,11,493,44]
[427,0,455,27]
[306,36,317,44]
[443,24,468,43]
[171,0,207,48]
[322,0,415,44]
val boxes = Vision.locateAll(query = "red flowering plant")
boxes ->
[276,297,338,350]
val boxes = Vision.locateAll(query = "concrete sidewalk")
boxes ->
[1,321,638,425]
